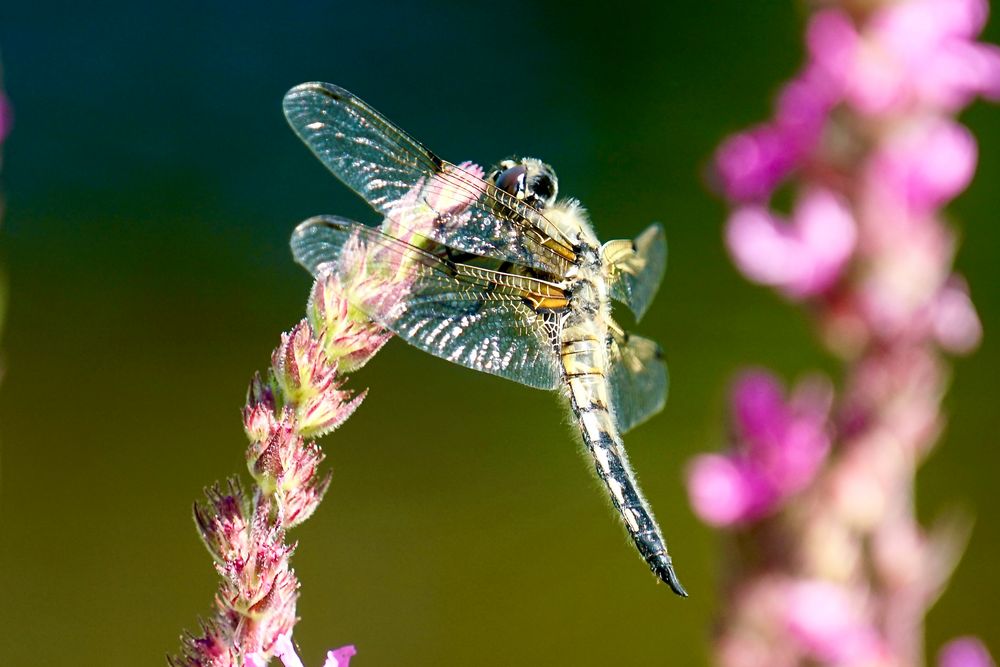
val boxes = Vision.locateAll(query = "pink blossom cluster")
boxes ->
[171,275,386,666]
[689,1,997,665]
[688,371,832,526]
[171,156,476,665]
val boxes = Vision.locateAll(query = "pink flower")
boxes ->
[939,637,996,667]
[324,645,358,667]
[271,322,366,439]
[865,117,977,217]
[725,188,856,299]
[783,580,886,664]
[930,276,982,354]
[714,67,838,203]
[308,273,393,373]
[687,454,769,526]
[715,124,804,202]
[686,371,832,525]
[809,2,1000,115]
[0,91,12,144]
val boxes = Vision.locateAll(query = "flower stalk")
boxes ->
[171,274,386,666]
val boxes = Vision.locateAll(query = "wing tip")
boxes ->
[283,81,353,111]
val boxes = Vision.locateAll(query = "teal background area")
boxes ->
[0,2,997,664]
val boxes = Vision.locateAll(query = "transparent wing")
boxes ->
[292,215,566,390]
[601,223,667,322]
[607,333,668,433]
[284,82,576,277]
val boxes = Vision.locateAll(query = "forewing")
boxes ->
[291,216,564,390]
[283,82,576,276]
[608,333,668,433]
[602,223,667,322]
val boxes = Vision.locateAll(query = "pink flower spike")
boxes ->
[324,645,358,667]
[939,637,997,667]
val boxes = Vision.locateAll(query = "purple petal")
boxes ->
[686,454,755,526]
[767,418,830,494]
[788,188,857,297]
[775,65,839,141]
[324,645,358,667]
[0,92,12,144]
[807,9,859,84]
[725,206,803,287]
[271,633,305,667]
[731,370,788,447]
[939,637,996,667]
[715,126,800,201]
[784,581,884,663]
[868,118,977,214]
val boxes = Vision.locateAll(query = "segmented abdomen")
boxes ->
[560,331,687,596]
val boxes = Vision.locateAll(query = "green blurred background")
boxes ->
[0,2,997,665]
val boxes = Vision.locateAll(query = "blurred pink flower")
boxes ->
[864,117,978,217]
[725,189,856,299]
[701,1,996,664]
[715,67,838,202]
[715,124,804,202]
[939,637,996,667]
[930,277,982,354]
[324,645,358,667]
[783,580,886,664]
[809,1,1000,115]
[687,454,768,526]
[0,91,11,144]
[687,371,832,525]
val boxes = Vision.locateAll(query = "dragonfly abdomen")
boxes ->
[560,333,687,596]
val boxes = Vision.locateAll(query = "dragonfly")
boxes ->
[284,82,686,596]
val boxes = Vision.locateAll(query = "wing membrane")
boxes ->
[608,333,668,432]
[292,216,565,390]
[602,223,667,322]
[284,82,576,277]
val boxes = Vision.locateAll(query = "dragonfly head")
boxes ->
[488,157,559,210]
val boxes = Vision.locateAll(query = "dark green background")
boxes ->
[1,2,997,665]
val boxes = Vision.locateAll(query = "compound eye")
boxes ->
[493,165,528,198]
[530,174,555,205]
